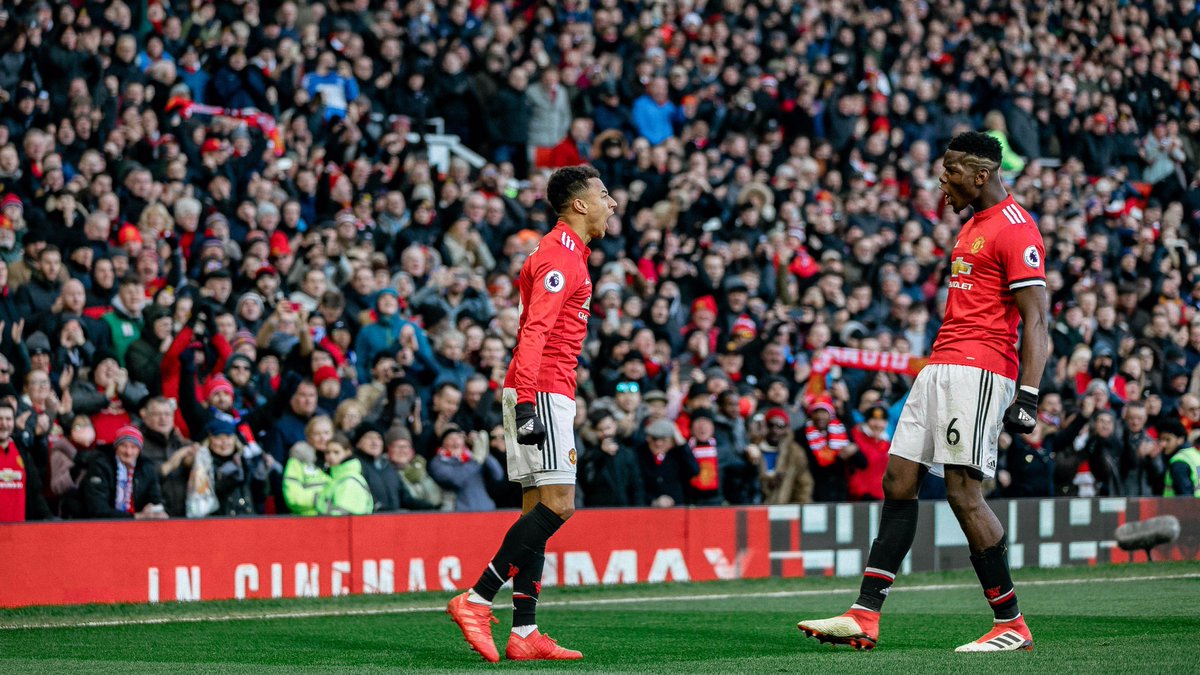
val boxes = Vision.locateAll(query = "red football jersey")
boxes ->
[928,195,1046,380]
[0,441,26,523]
[505,222,593,403]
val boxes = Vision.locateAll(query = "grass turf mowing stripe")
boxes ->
[4,572,1197,631]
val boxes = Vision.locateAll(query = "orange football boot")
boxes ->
[505,629,584,661]
[446,592,500,663]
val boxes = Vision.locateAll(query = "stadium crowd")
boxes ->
[0,0,1199,522]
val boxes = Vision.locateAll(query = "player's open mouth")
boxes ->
[940,186,954,209]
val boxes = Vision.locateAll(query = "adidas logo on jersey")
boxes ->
[561,232,577,251]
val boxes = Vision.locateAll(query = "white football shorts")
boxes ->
[501,387,578,487]
[890,364,1016,479]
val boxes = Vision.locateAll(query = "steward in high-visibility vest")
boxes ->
[1164,446,1200,497]
[317,443,373,515]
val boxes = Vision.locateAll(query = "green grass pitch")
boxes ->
[2,562,1197,673]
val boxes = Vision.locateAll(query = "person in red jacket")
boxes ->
[848,405,892,501]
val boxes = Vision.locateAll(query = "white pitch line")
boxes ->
[3,572,1197,631]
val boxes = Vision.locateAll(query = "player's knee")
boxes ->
[542,500,574,520]
[882,468,917,500]
[945,481,982,515]
[538,486,576,520]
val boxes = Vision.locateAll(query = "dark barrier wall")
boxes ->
[0,497,1196,607]
[765,497,1200,577]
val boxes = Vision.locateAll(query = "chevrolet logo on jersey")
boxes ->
[949,257,974,291]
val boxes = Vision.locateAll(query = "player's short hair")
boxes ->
[546,165,601,215]
[946,132,1002,165]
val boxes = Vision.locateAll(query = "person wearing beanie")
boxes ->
[757,408,814,505]
[235,292,266,334]
[848,405,892,501]
[354,422,401,512]
[204,375,235,408]
[802,395,863,503]
[354,286,435,384]
[79,424,167,519]
[314,364,345,410]
[384,424,442,510]
[175,347,275,514]
[225,353,264,413]
[186,417,256,517]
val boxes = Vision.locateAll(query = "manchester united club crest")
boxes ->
[568,448,577,465]
[970,236,986,254]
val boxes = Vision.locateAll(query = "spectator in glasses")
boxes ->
[757,408,813,505]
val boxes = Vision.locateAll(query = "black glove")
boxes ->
[1002,388,1039,435]
[191,309,209,336]
[513,401,546,448]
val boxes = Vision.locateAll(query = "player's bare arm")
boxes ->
[1003,285,1050,435]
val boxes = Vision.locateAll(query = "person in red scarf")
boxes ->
[802,396,865,502]
[848,405,892,501]
[685,410,721,505]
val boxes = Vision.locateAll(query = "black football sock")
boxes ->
[471,503,564,603]
[512,548,545,629]
[853,499,919,613]
[970,534,1021,622]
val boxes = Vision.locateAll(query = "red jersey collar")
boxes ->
[554,221,591,258]
[971,194,1015,220]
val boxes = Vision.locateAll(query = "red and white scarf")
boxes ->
[805,419,849,467]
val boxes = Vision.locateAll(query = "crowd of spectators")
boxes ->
[1,0,1199,522]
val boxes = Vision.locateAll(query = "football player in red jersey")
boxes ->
[798,132,1049,653]
[447,166,615,663]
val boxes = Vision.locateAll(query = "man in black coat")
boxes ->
[355,424,401,512]
[1004,91,1041,159]
[637,418,699,507]
[14,245,63,316]
[80,425,168,519]
[581,410,644,507]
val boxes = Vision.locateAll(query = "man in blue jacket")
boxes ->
[355,288,435,383]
